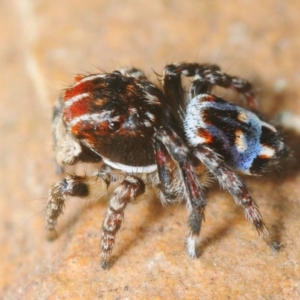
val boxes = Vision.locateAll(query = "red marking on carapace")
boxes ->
[197,128,213,144]
[71,120,109,139]
[71,121,95,139]
[64,80,97,101]
[63,95,91,123]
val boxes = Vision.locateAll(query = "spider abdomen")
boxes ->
[185,94,286,174]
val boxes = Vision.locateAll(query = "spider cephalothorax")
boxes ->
[47,63,287,269]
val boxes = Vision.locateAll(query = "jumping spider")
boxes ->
[47,63,287,269]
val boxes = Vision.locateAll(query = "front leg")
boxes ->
[101,175,145,269]
[46,174,108,240]
[155,126,206,258]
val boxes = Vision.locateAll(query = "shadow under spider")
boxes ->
[54,155,293,263]
[111,194,167,264]
[198,204,242,253]
[55,198,96,238]
[197,173,290,254]
[53,192,168,263]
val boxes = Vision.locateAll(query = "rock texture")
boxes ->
[1,0,300,299]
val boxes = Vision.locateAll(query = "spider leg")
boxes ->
[101,175,145,269]
[155,126,206,258]
[154,138,179,203]
[193,145,277,248]
[163,63,258,111]
[46,174,108,240]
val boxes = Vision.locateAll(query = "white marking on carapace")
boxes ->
[68,112,113,127]
[144,93,161,105]
[73,74,106,86]
[64,92,89,107]
[129,107,138,114]
[143,120,152,127]
[145,111,155,121]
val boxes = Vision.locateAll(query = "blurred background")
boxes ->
[1,0,299,299]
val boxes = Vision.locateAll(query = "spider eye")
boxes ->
[108,121,121,132]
